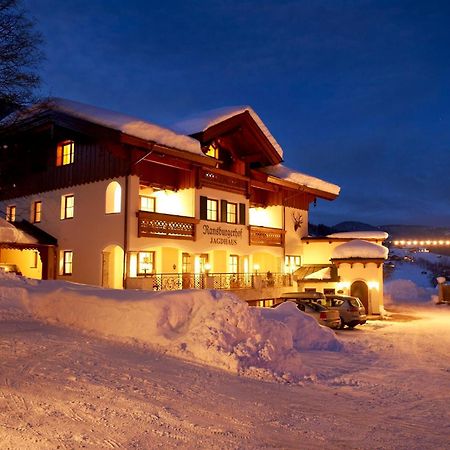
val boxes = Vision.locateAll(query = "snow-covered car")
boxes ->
[325,294,367,329]
[277,293,341,329]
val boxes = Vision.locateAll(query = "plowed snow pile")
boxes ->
[0,272,341,382]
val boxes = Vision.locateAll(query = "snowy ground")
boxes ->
[1,271,450,449]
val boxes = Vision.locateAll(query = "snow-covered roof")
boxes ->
[260,164,340,197]
[3,98,203,156]
[328,231,389,240]
[304,267,332,280]
[331,240,389,260]
[0,218,37,244]
[173,106,284,158]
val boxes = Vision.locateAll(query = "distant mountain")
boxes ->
[308,221,450,238]
[308,221,380,236]
[332,221,380,232]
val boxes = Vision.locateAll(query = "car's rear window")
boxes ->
[349,298,361,307]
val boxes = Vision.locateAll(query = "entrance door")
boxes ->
[101,245,124,289]
[351,281,369,313]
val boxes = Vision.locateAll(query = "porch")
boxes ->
[126,271,293,291]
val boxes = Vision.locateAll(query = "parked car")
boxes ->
[325,294,366,329]
[0,263,22,275]
[277,292,341,329]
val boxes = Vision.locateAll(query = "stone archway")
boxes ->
[351,280,369,312]
[101,245,124,289]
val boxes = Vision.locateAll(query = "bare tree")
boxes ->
[0,0,43,116]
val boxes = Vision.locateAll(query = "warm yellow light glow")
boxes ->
[253,263,260,273]
[106,181,122,214]
[426,240,431,245]
[249,207,270,226]
[446,241,450,245]
[412,240,418,245]
[419,241,424,246]
[432,241,437,245]
[205,144,219,159]
[194,256,201,274]
[129,254,137,277]
[438,240,444,245]
[204,262,211,272]
[393,240,399,245]
[400,240,405,245]
[368,281,379,290]
[337,281,351,290]
[153,190,186,216]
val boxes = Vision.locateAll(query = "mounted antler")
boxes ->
[292,211,303,232]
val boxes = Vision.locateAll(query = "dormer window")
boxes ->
[56,140,75,166]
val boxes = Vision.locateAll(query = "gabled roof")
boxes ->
[259,164,340,199]
[1,98,203,156]
[173,106,283,166]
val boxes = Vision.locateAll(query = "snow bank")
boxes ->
[0,273,342,382]
[332,240,388,259]
[260,302,341,351]
[260,164,340,196]
[384,279,436,305]
[328,231,389,240]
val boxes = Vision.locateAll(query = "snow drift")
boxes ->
[0,272,341,382]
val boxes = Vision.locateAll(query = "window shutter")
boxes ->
[239,203,246,225]
[200,196,207,220]
[221,200,227,222]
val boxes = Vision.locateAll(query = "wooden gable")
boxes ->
[190,111,283,168]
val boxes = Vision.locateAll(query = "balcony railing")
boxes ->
[199,167,248,195]
[137,211,199,240]
[127,272,293,291]
[249,225,285,247]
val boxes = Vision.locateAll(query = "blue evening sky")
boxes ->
[25,0,450,227]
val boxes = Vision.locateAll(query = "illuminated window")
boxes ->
[205,143,219,159]
[105,181,122,214]
[229,255,239,274]
[207,199,218,221]
[62,251,73,275]
[61,194,74,219]
[285,255,301,273]
[140,195,155,212]
[138,251,154,275]
[6,205,16,222]
[226,202,237,224]
[182,253,191,273]
[199,254,209,273]
[31,250,39,268]
[32,201,42,223]
[56,140,75,166]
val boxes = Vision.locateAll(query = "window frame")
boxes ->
[32,200,42,223]
[226,202,238,224]
[6,205,16,222]
[56,140,75,166]
[140,195,156,212]
[206,199,218,221]
[62,194,74,220]
[62,250,73,275]
[229,254,239,274]
[137,251,155,276]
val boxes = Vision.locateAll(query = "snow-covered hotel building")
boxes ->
[0,99,387,314]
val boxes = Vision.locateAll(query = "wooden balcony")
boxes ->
[248,225,285,247]
[137,211,199,240]
[199,167,248,195]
